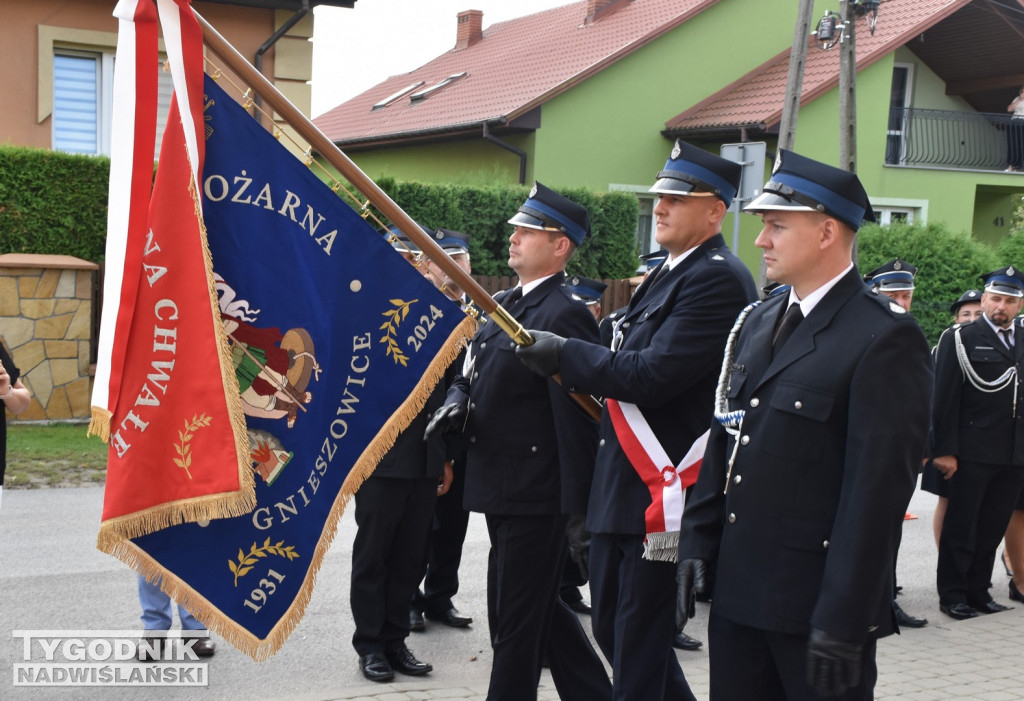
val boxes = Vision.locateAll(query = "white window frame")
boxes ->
[871,197,928,225]
[887,62,915,166]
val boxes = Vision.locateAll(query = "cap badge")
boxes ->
[571,276,580,285]
[772,151,783,174]
[1009,266,1016,276]
[894,261,902,270]
[671,141,682,160]
[435,231,444,240]
[969,291,977,298]
[529,184,538,198]
[890,301,906,314]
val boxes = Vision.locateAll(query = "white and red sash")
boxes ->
[606,398,707,562]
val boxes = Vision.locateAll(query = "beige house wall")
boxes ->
[1,254,98,421]
[0,0,316,152]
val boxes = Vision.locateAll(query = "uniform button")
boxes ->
[470,403,475,410]
[599,439,606,447]
[473,372,479,380]
[728,513,737,523]
[622,322,631,328]
[531,446,538,453]
[733,475,742,485]
[867,625,878,633]
[823,540,830,549]
[510,342,516,348]
[794,401,803,410]
[469,436,476,443]
[740,435,750,445]
[480,342,487,349]
[750,397,760,407]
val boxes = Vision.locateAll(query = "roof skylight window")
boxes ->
[372,82,425,110]
[409,73,468,102]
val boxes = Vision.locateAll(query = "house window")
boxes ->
[873,206,919,225]
[885,63,915,165]
[52,49,173,159]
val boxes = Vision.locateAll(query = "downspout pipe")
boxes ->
[253,0,310,124]
[483,122,527,185]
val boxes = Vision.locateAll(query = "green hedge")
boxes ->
[372,177,640,278]
[857,221,1000,344]
[0,146,110,262]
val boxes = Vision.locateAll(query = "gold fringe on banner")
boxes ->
[87,406,113,443]
[99,314,476,661]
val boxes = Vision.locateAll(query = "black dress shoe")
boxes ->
[191,637,216,657]
[672,631,703,651]
[1010,580,1024,603]
[969,600,1013,614]
[893,601,928,628]
[359,652,394,682]
[425,607,472,628]
[567,598,592,615]
[409,609,425,632]
[385,646,432,676]
[939,602,979,620]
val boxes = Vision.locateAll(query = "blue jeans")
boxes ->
[138,575,204,631]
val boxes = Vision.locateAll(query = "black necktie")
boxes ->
[1000,328,1014,350]
[772,302,804,356]
[504,287,523,307]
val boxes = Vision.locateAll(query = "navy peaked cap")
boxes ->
[864,258,917,291]
[745,149,876,231]
[650,139,742,207]
[950,289,982,313]
[565,275,607,303]
[433,227,470,255]
[981,266,1024,297]
[508,181,590,246]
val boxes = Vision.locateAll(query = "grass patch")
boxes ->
[5,422,108,489]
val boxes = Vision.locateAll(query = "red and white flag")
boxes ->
[91,0,252,543]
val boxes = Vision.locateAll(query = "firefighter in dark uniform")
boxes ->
[350,228,450,683]
[676,150,932,700]
[516,141,757,700]
[411,228,475,632]
[933,265,1024,619]
[426,183,611,701]
[862,258,930,630]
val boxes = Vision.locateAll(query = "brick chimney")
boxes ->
[455,10,483,50]
[585,0,631,25]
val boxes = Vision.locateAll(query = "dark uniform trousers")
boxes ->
[933,317,1024,606]
[413,453,471,617]
[454,274,612,701]
[678,269,932,701]
[558,234,758,700]
[351,384,446,657]
[484,513,610,701]
[351,476,438,656]
[589,533,695,701]
[937,461,1024,606]
[708,615,877,701]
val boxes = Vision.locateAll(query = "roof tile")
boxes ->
[314,0,718,144]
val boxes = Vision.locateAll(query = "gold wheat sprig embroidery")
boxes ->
[229,537,300,587]
[173,414,212,479]
[379,298,417,366]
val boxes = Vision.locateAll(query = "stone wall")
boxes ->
[1,254,97,421]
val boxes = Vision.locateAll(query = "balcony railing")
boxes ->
[885,107,1022,171]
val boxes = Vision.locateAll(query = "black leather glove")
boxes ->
[423,400,467,440]
[675,558,708,630]
[805,627,863,697]
[515,330,567,377]
[566,514,590,581]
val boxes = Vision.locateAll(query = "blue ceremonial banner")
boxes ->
[122,75,474,659]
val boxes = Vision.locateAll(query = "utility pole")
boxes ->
[838,0,858,173]
[778,0,817,151]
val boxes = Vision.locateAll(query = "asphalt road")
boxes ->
[0,482,1008,700]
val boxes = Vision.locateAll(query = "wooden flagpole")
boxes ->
[194,11,602,421]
